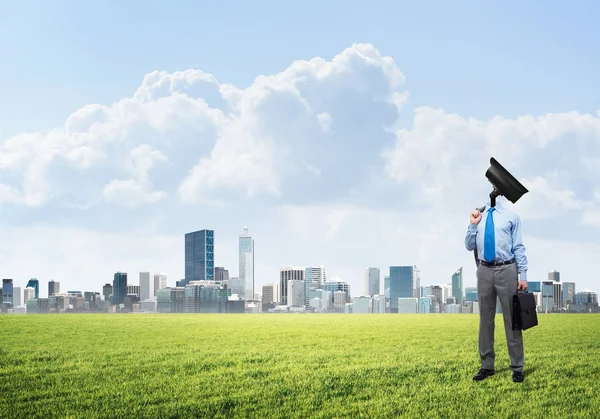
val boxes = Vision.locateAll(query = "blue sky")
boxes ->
[2,0,599,138]
[1,1,600,297]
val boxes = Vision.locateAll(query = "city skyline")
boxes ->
[2,4,600,299]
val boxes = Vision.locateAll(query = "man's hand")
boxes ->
[517,280,528,291]
[470,209,482,225]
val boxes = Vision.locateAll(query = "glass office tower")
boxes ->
[185,230,214,284]
[389,266,413,313]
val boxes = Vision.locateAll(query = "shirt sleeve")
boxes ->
[511,213,528,281]
[465,224,478,251]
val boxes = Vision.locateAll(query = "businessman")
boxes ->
[465,198,528,383]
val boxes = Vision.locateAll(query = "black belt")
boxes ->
[479,258,515,267]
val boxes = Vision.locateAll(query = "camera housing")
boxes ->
[485,157,529,207]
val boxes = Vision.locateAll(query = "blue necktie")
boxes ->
[484,207,495,262]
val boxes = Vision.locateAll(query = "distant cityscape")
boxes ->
[1,227,599,315]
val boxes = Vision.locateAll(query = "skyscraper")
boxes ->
[185,229,214,284]
[452,267,463,305]
[113,272,127,305]
[364,267,380,296]
[12,287,22,307]
[26,279,39,299]
[563,282,576,306]
[103,283,113,302]
[305,266,326,288]
[215,267,229,283]
[2,279,13,305]
[140,272,151,301]
[412,266,421,298]
[465,287,478,302]
[549,270,560,282]
[280,266,304,305]
[239,227,254,299]
[153,273,168,297]
[262,284,275,304]
[389,266,413,313]
[305,266,326,306]
[288,280,305,306]
[322,277,351,305]
[384,275,390,299]
[24,287,35,303]
[48,280,60,296]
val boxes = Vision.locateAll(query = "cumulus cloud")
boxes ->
[0,43,407,208]
[382,106,600,220]
[1,42,600,294]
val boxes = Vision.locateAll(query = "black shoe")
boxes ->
[512,371,524,382]
[473,368,495,381]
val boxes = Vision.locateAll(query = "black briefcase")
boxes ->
[512,291,538,331]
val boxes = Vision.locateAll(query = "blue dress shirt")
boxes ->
[465,201,528,281]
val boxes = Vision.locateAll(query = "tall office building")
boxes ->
[288,280,305,307]
[280,266,304,305]
[364,267,380,296]
[185,229,214,285]
[2,279,13,305]
[549,270,560,282]
[563,282,576,306]
[272,281,280,303]
[262,284,275,304]
[139,272,151,301]
[465,287,478,302]
[153,273,168,297]
[553,282,563,310]
[12,287,22,307]
[389,266,413,313]
[24,287,35,302]
[27,279,39,299]
[305,265,326,306]
[384,275,390,299]
[103,283,113,302]
[541,281,554,312]
[127,285,140,297]
[306,266,326,288]
[239,227,254,299]
[412,267,421,298]
[452,267,463,305]
[228,277,244,296]
[113,272,128,305]
[419,297,432,314]
[48,280,60,296]
[322,278,351,305]
[215,267,229,283]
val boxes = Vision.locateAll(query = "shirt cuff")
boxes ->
[519,271,527,281]
[468,224,478,233]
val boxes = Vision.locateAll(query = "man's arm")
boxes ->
[465,224,478,251]
[511,213,528,281]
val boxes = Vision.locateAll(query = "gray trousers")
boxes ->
[477,262,524,372]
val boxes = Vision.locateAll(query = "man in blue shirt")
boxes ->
[465,198,528,383]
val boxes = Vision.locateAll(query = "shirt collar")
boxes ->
[486,200,505,213]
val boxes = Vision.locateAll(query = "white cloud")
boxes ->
[383,106,600,218]
[0,43,407,208]
[1,43,600,296]
[316,112,332,132]
[103,180,167,209]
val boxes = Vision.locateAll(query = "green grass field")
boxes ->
[1,314,599,418]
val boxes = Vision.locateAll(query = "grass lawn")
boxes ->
[1,313,599,418]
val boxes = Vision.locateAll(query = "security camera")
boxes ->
[485,157,529,207]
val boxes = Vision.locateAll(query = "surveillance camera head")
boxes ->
[485,157,528,205]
